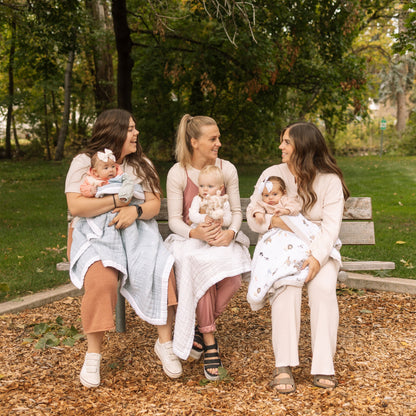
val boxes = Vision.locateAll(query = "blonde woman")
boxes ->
[165,114,250,380]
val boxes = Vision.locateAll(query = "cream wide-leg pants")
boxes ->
[271,258,339,375]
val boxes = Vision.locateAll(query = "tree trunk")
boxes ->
[395,89,407,133]
[43,89,52,160]
[5,19,16,159]
[51,91,60,145]
[111,0,133,112]
[395,10,409,134]
[55,47,75,161]
[12,115,21,156]
[86,0,116,113]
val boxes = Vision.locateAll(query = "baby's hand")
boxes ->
[254,212,265,224]
[274,208,290,216]
[204,216,214,225]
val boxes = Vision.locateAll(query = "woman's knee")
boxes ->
[308,262,338,299]
[84,263,119,296]
[223,274,242,293]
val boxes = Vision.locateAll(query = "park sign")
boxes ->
[380,118,387,130]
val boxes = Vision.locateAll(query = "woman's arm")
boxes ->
[269,215,293,231]
[66,192,129,218]
[108,191,161,229]
[222,162,242,235]
[308,175,345,267]
[166,165,193,237]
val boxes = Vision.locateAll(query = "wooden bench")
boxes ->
[57,196,395,332]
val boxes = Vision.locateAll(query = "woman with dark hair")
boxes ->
[247,122,349,393]
[65,109,182,388]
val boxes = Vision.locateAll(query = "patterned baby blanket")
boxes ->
[247,214,341,311]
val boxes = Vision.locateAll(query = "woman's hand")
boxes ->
[303,255,321,283]
[113,194,131,208]
[269,215,293,232]
[189,221,222,243]
[108,205,137,229]
[208,229,235,247]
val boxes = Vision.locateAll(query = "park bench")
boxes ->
[57,196,395,332]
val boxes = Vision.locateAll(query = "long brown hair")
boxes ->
[281,122,349,212]
[84,109,162,195]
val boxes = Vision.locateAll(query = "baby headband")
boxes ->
[97,148,116,162]
[258,177,273,194]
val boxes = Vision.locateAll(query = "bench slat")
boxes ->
[341,261,395,271]
[339,221,375,245]
[156,196,373,221]
[159,220,375,246]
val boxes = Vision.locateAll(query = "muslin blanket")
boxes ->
[70,196,173,326]
[95,174,145,201]
[247,214,341,311]
[164,233,251,360]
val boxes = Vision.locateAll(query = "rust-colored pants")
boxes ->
[68,226,177,334]
[196,274,241,334]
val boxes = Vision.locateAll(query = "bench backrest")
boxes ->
[155,196,375,246]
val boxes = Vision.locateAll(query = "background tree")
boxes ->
[85,0,116,113]
[0,0,413,161]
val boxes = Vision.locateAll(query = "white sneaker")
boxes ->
[80,352,102,388]
[154,339,183,379]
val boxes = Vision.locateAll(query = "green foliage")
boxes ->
[338,156,416,279]
[397,111,416,155]
[24,316,84,349]
[334,116,416,156]
[128,0,378,162]
[0,0,413,161]
[0,159,71,302]
[199,366,233,386]
[393,0,416,55]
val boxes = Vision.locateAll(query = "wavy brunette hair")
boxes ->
[281,122,349,212]
[84,109,162,195]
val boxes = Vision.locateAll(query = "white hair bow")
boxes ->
[258,177,273,194]
[97,148,116,162]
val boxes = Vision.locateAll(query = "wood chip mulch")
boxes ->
[1,281,415,415]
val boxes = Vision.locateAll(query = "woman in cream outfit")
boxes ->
[247,122,349,393]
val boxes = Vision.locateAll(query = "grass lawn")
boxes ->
[1,155,415,302]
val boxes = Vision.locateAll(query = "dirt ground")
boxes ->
[1,281,415,415]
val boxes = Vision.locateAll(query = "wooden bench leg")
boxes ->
[115,284,126,333]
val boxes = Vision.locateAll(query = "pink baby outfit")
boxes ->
[252,194,302,217]
[80,165,123,197]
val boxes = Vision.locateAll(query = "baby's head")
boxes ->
[260,176,286,205]
[91,149,118,180]
[198,165,224,198]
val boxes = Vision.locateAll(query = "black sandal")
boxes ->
[189,326,204,361]
[203,339,222,381]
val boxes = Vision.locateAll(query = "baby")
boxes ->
[188,165,231,227]
[252,176,301,224]
[80,148,139,202]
